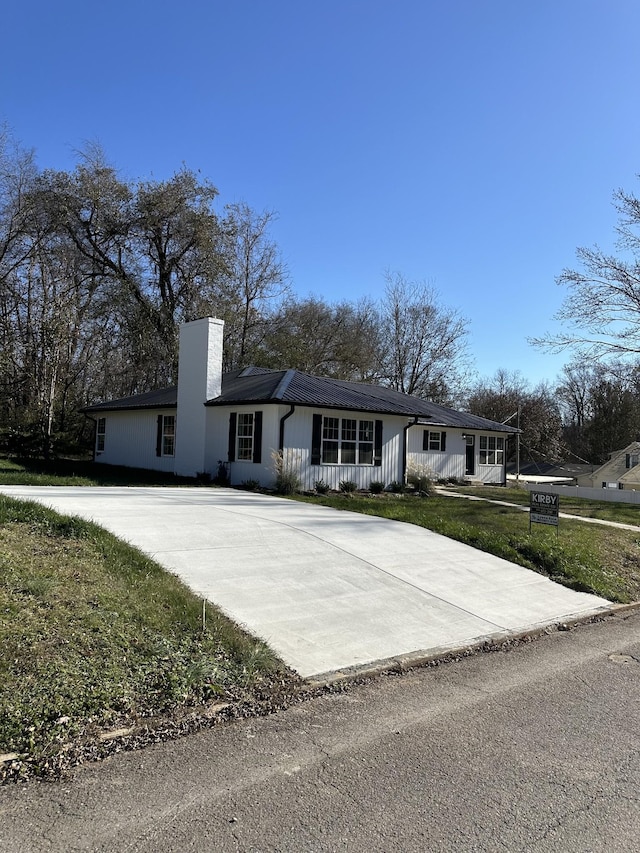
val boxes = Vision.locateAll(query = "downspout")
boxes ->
[402,416,419,485]
[279,404,296,452]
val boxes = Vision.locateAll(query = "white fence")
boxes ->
[522,482,640,506]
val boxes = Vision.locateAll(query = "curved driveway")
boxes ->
[0,486,610,678]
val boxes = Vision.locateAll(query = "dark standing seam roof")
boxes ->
[82,368,516,433]
[82,386,178,413]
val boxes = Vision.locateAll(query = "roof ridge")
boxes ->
[273,368,297,400]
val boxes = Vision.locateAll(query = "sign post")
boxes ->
[529,491,559,534]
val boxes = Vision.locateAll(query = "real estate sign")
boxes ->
[529,491,559,528]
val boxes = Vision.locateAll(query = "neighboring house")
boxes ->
[82,318,516,490]
[577,441,640,490]
[506,461,594,485]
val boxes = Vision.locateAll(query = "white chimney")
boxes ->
[174,317,224,477]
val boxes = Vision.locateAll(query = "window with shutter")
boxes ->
[422,430,446,451]
[313,415,378,465]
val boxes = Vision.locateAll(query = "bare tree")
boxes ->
[218,203,289,370]
[531,182,640,361]
[376,271,471,404]
[466,370,564,464]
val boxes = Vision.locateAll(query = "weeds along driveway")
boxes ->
[0,486,610,678]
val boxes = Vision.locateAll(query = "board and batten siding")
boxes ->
[407,426,508,484]
[204,405,282,487]
[279,407,405,491]
[204,405,404,489]
[475,464,506,484]
[91,409,177,473]
[406,426,466,481]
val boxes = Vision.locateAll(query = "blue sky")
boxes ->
[3,1,639,386]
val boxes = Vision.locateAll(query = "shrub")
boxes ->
[241,479,260,492]
[213,460,230,486]
[272,449,301,495]
[314,479,330,495]
[339,479,357,494]
[407,464,435,496]
[369,480,385,494]
[388,480,405,493]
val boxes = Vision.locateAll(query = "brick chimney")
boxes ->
[174,317,224,477]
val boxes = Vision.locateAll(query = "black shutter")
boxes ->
[156,415,163,457]
[422,429,429,451]
[374,419,383,467]
[311,414,322,466]
[253,411,263,463]
[228,412,237,462]
[441,431,446,452]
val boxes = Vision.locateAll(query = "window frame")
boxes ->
[478,434,505,466]
[96,417,106,453]
[161,414,176,457]
[236,412,255,462]
[320,415,375,465]
[423,430,446,452]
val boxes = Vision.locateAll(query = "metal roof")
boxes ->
[82,386,178,413]
[83,367,515,433]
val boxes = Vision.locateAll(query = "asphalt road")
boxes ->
[2,610,640,852]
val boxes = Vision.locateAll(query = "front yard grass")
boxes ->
[295,492,640,604]
[447,483,640,526]
[0,495,293,783]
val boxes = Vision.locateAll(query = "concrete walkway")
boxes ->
[0,486,611,678]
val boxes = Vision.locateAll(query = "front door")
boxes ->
[465,435,475,476]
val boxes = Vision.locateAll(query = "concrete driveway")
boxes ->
[0,486,610,678]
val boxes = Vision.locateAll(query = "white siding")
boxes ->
[280,407,406,491]
[407,426,466,481]
[203,405,407,490]
[407,426,508,484]
[91,409,176,473]
[204,405,282,486]
[475,465,506,485]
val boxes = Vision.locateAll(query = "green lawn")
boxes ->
[449,483,640,526]
[0,494,293,783]
[295,491,640,604]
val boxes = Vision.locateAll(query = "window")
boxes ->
[237,413,254,461]
[626,453,639,469]
[479,435,504,465]
[161,415,175,457]
[228,412,263,464]
[422,430,446,452]
[96,417,106,453]
[318,416,375,465]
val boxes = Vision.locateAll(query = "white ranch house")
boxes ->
[83,318,516,489]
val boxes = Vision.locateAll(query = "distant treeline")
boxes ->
[2,128,639,465]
